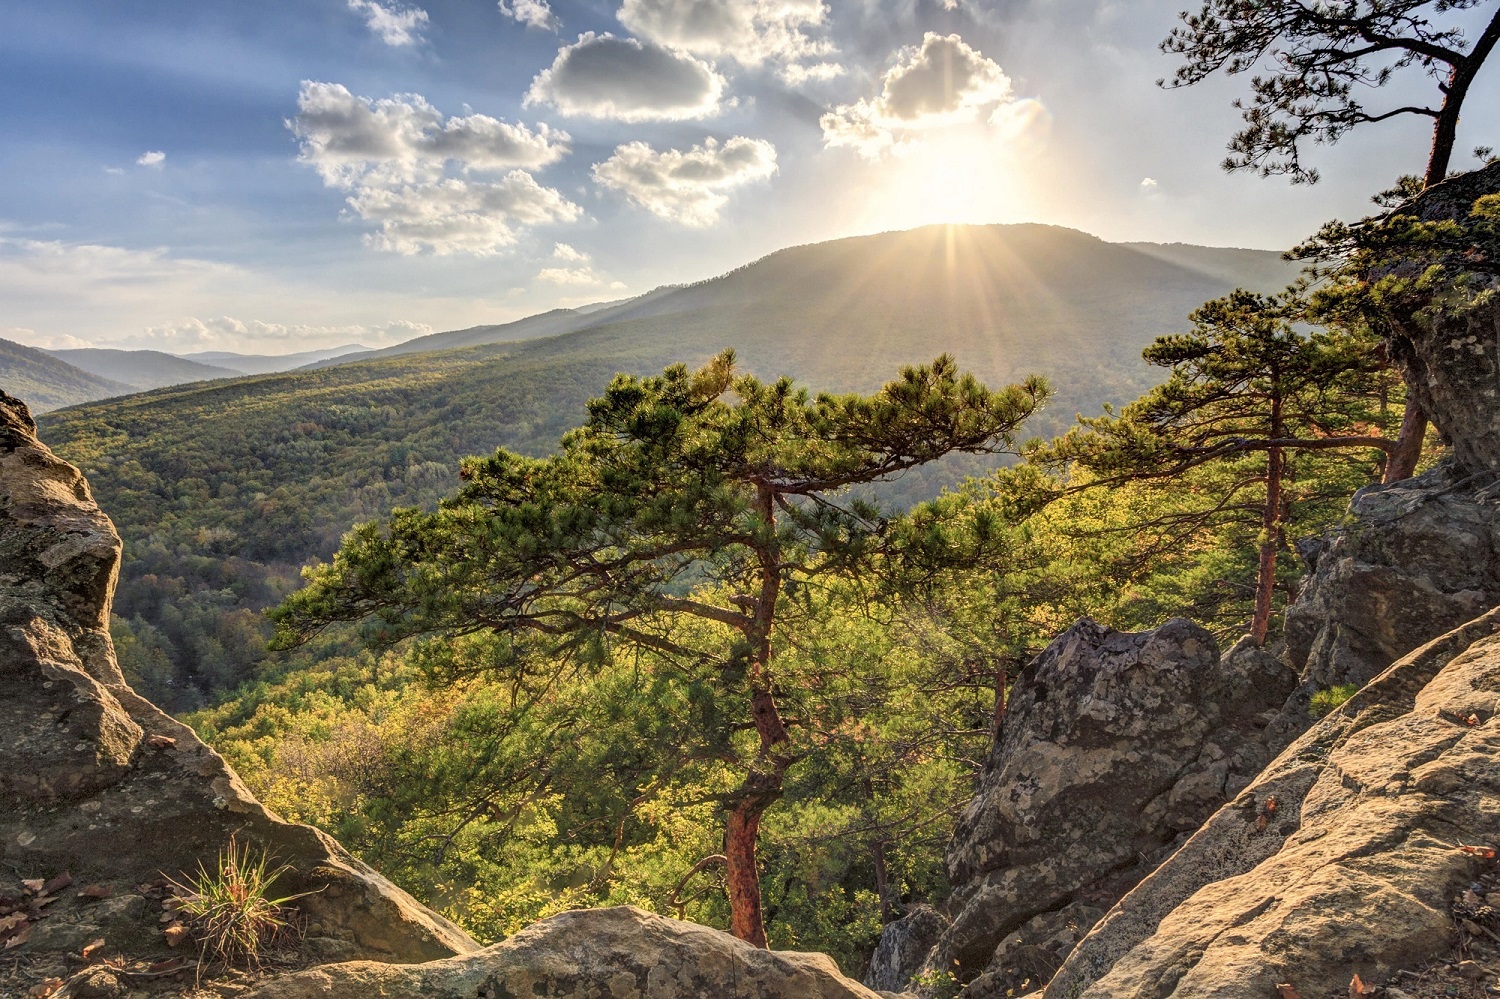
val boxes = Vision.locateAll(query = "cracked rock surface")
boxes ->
[874,618,1294,995]
[1049,607,1500,999]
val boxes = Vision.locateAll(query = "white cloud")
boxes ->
[498,0,557,30]
[347,0,429,46]
[2,327,90,351]
[132,316,432,351]
[617,0,842,83]
[290,82,580,255]
[137,150,165,167]
[0,234,510,351]
[103,166,125,176]
[525,33,726,122]
[1140,177,1158,188]
[592,136,777,226]
[533,243,625,287]
[821,33,1024,158]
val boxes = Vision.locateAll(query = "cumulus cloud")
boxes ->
[533,243,626,287]
[347,0,429,45]
[137,150,165,167]
[592,136,777,226]
[525,33,726,122]
[821,33,1024,158]
[290,81,580,255]
[1140,177,1158,188]
[617,0,842,83]
[499,0,557,30]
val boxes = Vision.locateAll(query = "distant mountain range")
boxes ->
[175,344,372,376]
[48,349,244,390]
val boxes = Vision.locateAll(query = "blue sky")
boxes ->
[2,0,1496,353]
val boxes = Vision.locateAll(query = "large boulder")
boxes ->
[1048,606,1500,999]
[0,390,476,992]
[244,906,887,999]
[1285,459,1500,689]
[1374,162,1500,477]
[893,617,1294,995]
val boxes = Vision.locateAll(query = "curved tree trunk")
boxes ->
[1424,6,1500,187]
[1381,399,1428,483]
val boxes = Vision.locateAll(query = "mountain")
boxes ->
[312,226,1299,394]
[35,222,1299,706]
[0,338,136,413]
[48,348,243,390]
[178,343,373,375]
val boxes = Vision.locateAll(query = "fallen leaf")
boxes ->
[1350,973,1375,996]
[1276,985,1304,999]
[20,879,42,894]
[1458,843,1498,859]
[1467,714,1479,725]
[4,922,33,949]
[28,895,59,912]
[0,913,26,935]
[144,957,189,975]
[146,734,177,750]
[81,938,106,961]
[40,873,71,896]
[164,923,190,947]
[1265,795,1278,814]
[77,884,111,899]
[1463,889,1483,907]
[25,978,63,998]
[1256,815,1269,832]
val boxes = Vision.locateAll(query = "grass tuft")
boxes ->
[166,836,309,968]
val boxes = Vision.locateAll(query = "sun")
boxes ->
[854,106,1053,232]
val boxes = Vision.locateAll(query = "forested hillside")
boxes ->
[35,223,1294,709]
[0,338,136,413]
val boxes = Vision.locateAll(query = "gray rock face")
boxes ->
[864,904,947,993]
[1376,163,1500,477]
[0,390,476,990]
[1285,459,1500,689]
[244,906,887,999]
[1049,606,1500,999]
[900,617,1294,994]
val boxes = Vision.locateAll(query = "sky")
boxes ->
[2,0,1496,355]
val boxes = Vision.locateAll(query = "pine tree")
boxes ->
[271,351,1046,947]
[1037,290,1398,644]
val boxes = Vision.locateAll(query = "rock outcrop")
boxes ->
[1048,607,1500,999]
[0,389,476,991]
[880,618,1295,996]
[1285,459,1500,690]
[245,906,888,999]
[1375,162,1500,478]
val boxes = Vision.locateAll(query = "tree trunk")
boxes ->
[1252,398,1285,646]
[1381,398,1428,483]
[872,838,895,924]
[991,666,1008,744]
[1424,7,1500,187]
[726,795,771,947]
[723,482,791,948]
